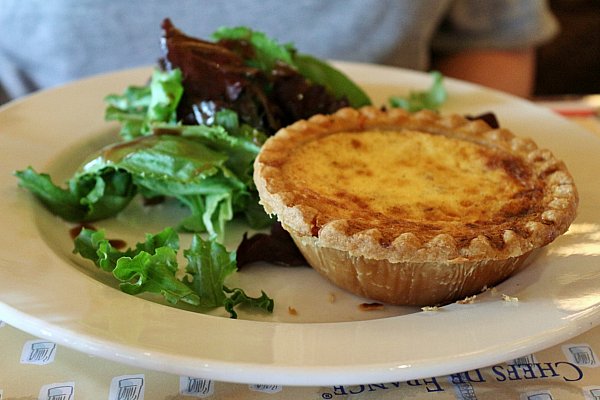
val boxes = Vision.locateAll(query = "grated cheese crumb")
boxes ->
[502,294,519,302]
[421,306,440,312]
[457,295,477,304]
[481,285,498,295]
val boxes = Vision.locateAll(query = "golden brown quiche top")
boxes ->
[253,106,578,264]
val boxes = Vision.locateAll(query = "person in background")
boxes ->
[0,0,557,105]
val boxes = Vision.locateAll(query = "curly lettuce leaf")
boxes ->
[223,287,274,319]
[74,227,200,307]
[389,71,447,112]
[105,69,184,140]
[74,227,274,318]
[183,233,237,308]
[114,247,200,306]
[74,227,179,272]
[184,234,274,318]
[74,228,128,271]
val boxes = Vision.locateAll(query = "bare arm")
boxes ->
[432,48,536,98]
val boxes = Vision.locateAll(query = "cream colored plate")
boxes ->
[1,63,599,386]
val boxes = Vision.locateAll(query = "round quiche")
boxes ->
[253,106,578,306]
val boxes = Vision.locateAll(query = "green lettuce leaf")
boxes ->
[74,227,180,272]
[211,26,295,71]
[74,228,127,271]
[74,227,274,318]
[81,135,227,186]
[213,108,268,147]
[105,69,184,140]
[211,26,371,108]
[223,286,274,319]
[14,166,136,222]
[114,247,200,306]
[148,124,273,231]
[183,233,237,308]
[184,234,274,318]
[153,122,260,183]
[17,131,269,240]
[75,228,201,307]
[84,135,251,239]
[293,54,371,108]
[389,71,447,112]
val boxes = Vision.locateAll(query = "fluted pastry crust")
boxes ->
[253,106,578,305]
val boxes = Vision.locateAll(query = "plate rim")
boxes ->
[1,61,600,386]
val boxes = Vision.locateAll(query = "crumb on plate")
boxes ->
[328,293,336,303]
[457,295,477,304]
[502,294,519,302]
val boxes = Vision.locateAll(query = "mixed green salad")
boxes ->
[15,19,447,318]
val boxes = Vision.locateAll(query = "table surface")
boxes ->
[1,103,599,400]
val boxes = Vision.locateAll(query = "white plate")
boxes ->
[1,62,600,386]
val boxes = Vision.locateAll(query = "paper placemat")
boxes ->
[1,320,600,399]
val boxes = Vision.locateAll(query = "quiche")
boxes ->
[253,106,578,306]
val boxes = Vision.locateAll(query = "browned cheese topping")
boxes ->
[280,129,543,248]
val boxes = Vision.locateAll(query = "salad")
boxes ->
[14,19,446,318]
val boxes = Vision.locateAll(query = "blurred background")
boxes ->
[0,0,597,105]
[535,0,600,96]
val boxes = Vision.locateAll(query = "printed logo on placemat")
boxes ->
[582,386,600,400]
[249,384,282,394]
[447,374,478,399]
[521,390,554,400]
[38,382,74,400]
[509,354,538,366]
[179,376,214,397]
[20,339,57,365]
[562,343,598,367]
[109,374,145,400]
